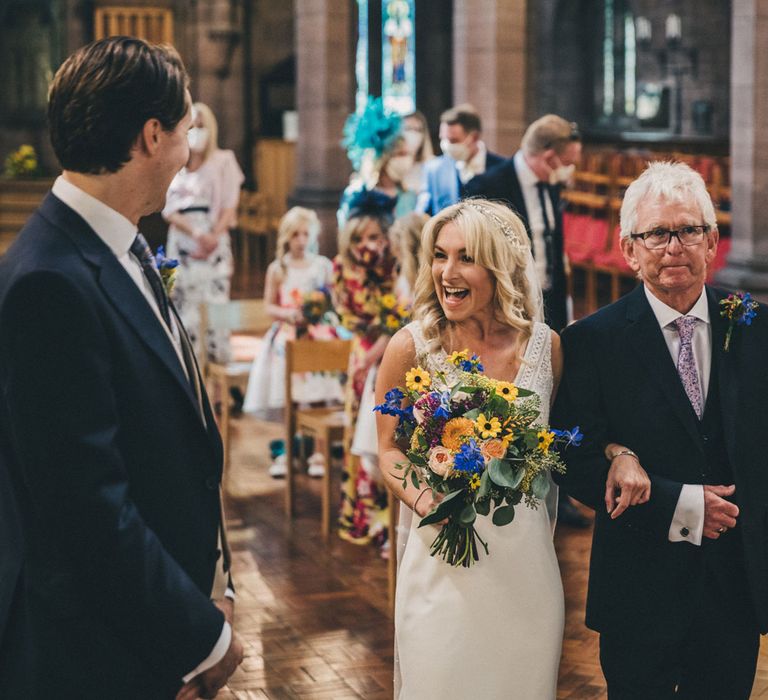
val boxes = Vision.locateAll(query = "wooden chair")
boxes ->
[284,338,351,538]
[236,191,276,286]
[201,299,273,478]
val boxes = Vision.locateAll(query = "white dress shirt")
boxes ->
[644,285,710,546]
[457,140,488,184]
[51,176,231,681]
[513,150,556,290]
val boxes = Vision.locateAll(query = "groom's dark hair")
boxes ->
[48,36,189,174]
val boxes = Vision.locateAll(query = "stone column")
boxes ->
[452,0,528,156]
[715,0,768,298]
[290,0,353,257]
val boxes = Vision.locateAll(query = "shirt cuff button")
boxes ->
[680,527,690,537]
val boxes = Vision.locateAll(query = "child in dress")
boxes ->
[243,207,342,477]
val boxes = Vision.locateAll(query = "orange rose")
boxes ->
[480,438,506,462]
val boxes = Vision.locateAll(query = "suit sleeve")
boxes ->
[0,271,224,684]
[552,321,683,540]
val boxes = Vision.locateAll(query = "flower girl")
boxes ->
[243,207,342,477]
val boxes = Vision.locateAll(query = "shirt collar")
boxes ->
[52,176,138,257]
[513,149,539,188]
[458,140,487,175]
[644,284,710,329]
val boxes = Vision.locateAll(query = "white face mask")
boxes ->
[187,127,209,153]
[548,162,575,186]
[440,138,471,163]
[403,129,424,154]
[385,155,414,184]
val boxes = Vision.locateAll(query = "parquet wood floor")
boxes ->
[218,415,768,699]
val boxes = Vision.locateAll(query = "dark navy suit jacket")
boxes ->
[552,285,768,638]
[0,193,226,699]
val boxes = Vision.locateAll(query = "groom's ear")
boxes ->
[133,118,163,158]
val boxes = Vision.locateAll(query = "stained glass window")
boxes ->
[382,0,415,114]
[355,0,369,114]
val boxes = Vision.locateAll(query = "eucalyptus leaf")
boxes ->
[531,471,551,499]
[410,470,420,490]
[417,489,463,527]
[523,433,538,450]
[475,498,490,516]
[459,503,477,525]
[506,490,523,506]
[516,387,534,397]
[488,458,524,489]
[492,504,516,526]
[477,470,491,499]
[463,408,480,421]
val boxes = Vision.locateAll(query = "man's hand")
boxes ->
[605,454,651,519]
[214,597,234,625]
[175,678,204,700]
[703,484,738,539]
[195,632,244,699]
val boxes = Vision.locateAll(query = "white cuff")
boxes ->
[182,621,231,684]
[224,587,235,600]
[668,484,704,545]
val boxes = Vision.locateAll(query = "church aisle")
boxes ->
[219,415,768,699]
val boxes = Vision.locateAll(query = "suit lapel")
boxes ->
[40,194,206,425]
[507,162,532,244]
[624,285,704,452]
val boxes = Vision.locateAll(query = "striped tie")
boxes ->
[130,233,172,330]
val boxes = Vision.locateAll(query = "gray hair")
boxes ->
[619,161,717,239]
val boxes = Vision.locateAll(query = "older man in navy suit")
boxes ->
[0,37,243,699]
[416,103,503,215]
[553,162,765,699]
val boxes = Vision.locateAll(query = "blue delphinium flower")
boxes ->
[433,391,452,419]
[374,387,405,417]
[553,426,583,448]
[453,439,485,475]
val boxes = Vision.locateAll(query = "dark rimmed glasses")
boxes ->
[629,224,711,250]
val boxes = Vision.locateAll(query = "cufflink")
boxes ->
[680,527,690,537]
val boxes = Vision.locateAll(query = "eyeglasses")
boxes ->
[629,224,711,250]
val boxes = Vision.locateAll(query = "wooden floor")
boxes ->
[217,414,768,699]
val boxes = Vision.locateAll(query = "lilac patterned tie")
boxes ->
[672,316,703,418]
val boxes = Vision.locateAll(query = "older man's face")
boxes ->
[621,194,718,300]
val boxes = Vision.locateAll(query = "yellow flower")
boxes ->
[381,293,397,309]
[475,413,502,439]
[410,426,425,452]
[469,474,481,490]
[447,349,469,366]
[442,417,475,451]
[537,429,555,453]
[495,381,519,402]
[385,314,401,330]
[405,366,431,393]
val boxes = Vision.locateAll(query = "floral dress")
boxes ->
[333,250,397,545]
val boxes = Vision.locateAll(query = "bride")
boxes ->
[375,199,564,698]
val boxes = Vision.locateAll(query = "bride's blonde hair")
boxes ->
[412,199,536,354]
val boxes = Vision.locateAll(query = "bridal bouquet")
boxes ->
[378,293,410,334]
[290,287,337,337]
[375,350,581,568]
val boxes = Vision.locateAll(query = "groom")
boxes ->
[0,38,242,698]
[553,162,766,699]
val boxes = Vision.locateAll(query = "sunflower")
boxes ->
[442,417,475,451]
[385,314,401,330]
[469,473,482,490]
[447,349,469,366]
[405,366,431,393]
[537,429,555,453]
[475,413,502,439]
[495,381,519,402]
[381,293,397,309]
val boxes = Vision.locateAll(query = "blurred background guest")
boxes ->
[243,206,341,478]
[162,101,244,361]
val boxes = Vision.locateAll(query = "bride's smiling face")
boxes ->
[432,222,494,322]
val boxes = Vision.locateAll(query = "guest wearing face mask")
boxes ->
[162,101,244,362]
[416,103,504,215]
[465,114,586,529]
[374,137,419,218]
[400,111,435,196]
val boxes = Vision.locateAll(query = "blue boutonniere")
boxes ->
[719,292,758,351]
[155,245,179,295]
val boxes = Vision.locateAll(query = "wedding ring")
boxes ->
[717,526,726,534]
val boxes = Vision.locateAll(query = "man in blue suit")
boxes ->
[0,37,243,699]
[416,103,504,215]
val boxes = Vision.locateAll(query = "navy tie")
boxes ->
[535,182,555,285]
[130,233,172,330]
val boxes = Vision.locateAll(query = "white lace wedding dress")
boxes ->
[394,320,564,700]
